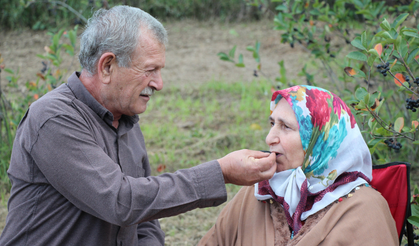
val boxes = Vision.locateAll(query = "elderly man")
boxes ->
[0,6,275,246]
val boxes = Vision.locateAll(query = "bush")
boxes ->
[0,26,78,194]
[217,0,419,238]
[1,0,266,31]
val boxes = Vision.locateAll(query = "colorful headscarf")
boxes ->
[255,85,372,234]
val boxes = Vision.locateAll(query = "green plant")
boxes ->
[217,0,419,164]
[1,0,268,31]
[217,4,419,243]
[0,26,78,193]
[1,0,91,30]
[408,185,419,235]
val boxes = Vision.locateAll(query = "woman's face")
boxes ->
[266,98,305,172]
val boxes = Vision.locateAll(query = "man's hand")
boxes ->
[218,150,276,186]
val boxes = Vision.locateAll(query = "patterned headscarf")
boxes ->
[255,85,372,234]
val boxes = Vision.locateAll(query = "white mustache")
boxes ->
[140,87,155,96]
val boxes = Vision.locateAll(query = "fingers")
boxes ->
[218,150,277,186]
[256,152,276,171]
[253,153,276,181]
[247,149,271,159]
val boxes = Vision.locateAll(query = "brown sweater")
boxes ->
[199,185,398,246]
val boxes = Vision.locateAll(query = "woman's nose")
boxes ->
[265,128,279,146]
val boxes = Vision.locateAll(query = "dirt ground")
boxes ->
[0,19,308,90]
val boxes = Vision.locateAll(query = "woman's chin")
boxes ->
[276,164,285,173]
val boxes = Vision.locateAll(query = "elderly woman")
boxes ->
[199,85,398,245]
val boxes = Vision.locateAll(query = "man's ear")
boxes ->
[97,52,117,84]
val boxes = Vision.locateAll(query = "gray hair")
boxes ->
[78,6,168,75]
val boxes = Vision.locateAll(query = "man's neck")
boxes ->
[112,120,119,129]
[79,70,121,129]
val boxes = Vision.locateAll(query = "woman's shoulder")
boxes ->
[333,185,389,217]
[343,185,387,208]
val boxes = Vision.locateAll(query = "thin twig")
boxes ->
[366,107,414,140]
[29,0,87,24]
[396,50,416,82]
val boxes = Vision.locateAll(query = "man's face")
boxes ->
[107,29,166,117]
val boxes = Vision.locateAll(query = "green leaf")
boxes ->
[368,117,377,130]
[407,48,419,64]
[389,28,398,39]
[363,94,370,107]
[309,9,321,16]
[412,203,419,217]
[246,46,255,52]
[368,49,380,57]
[229,45,237,58]
[367,91,380,107]
[275,5,287,11]
[62,44,74,54]
[68,30,77,47]
[346,51,367,61]
[361,31,368,49]
[355,87,368,101]
[236,54,245,67]
[403,31,419,39]
[367,138,382,148]
[395,35,402,52]
[36,54,46,60]
[351,38,366,51]
[412,140,419,145]
[217,52,234,63]
[367,54,376,66]
[374,31,393,40]
[53,29,64,46]
[238,53,243,64]
[391,13,409,29]
[380,19,391,31]
[229,29,238,37]
[407,216,419,228]
[356,100,367,110]
[4,68,14,74]
[374,127,393,137]
[353,68,366,78]
[352,0,364,9]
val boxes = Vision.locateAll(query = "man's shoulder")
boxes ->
[27,84,79,122]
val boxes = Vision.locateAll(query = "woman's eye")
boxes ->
[280,123,290,129]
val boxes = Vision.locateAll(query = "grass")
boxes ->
[141,79,273,174]
[139,79,273,245]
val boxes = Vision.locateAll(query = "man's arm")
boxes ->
[137,220,165,246]
[27,113,275,226]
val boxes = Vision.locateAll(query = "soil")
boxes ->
[0,19,308,90]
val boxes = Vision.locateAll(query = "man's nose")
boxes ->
[150,71,163,91]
